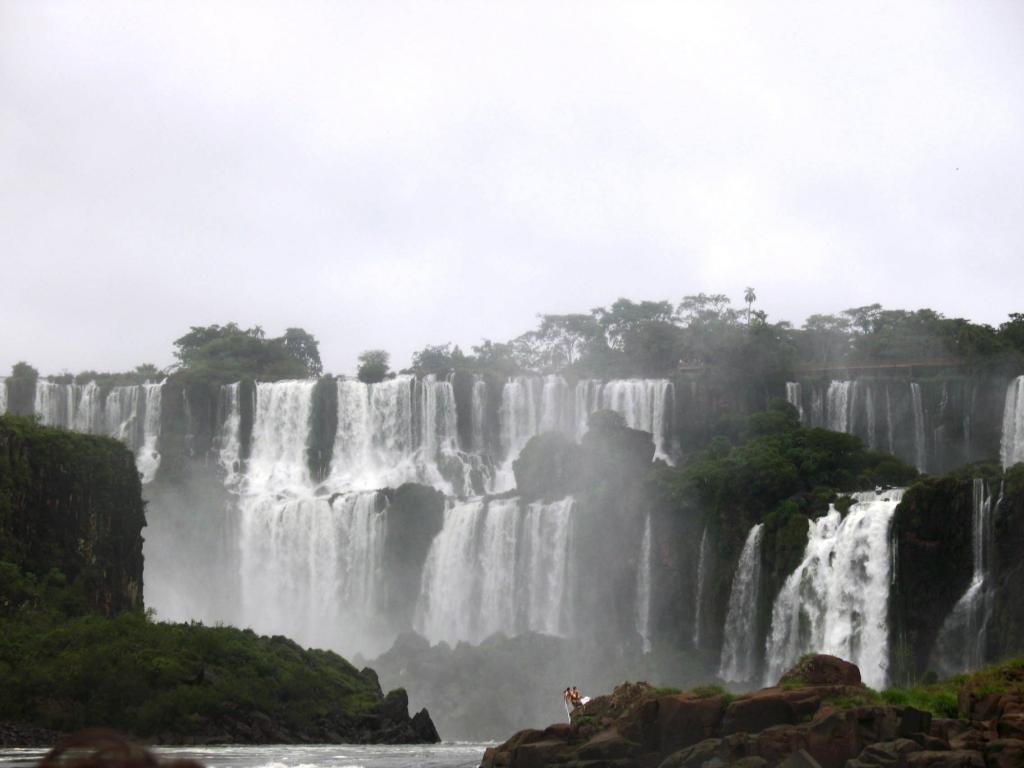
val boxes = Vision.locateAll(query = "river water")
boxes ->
[0,744,490,768]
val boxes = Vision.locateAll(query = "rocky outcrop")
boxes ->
[480,655,1024,768]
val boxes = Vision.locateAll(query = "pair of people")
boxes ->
[563,686,588,717]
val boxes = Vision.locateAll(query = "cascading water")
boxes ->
[105,385,143,451]
[825,380,852,433]
[692,525,710,648]
[414,496,576,646]
[470,375,487,452]
[600,379,673,461]
[28,379,163,481]
[136,383,163,483]
[518,497,576,636]
[574,379,603,438]
[216,382,243,487]
[239,491,387,655]
[0,377,7,414]
[718,523,764,683]
[1001,376,1024,468]
[930,479,995,675]
[763,490,904,689]
[635,514,653,653]
[74,382,102,434]
[233,380,392,656]
[785,382,803,422]
[910,382,927,472]
[328,375,470,493]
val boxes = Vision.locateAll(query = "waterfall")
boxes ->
[930,479,995,674]
[415,496,576,646]
[635,514,653,653]
[600,379,674,461]
[470,375,487,452]
[910,382,927,472]
[718,523,764,683]
[574,379,603,438]
[34,381,70,427]
[825,380,852,433]
[0,377,7,414]
[692,525,710,648]
[238,491,387,656]
[136,382,163,483]
[244,380,315,495]
[331,376,445,491]
[217,383,243,487]
[785,382,803,422]
[419,374,459,457]
[536,375,568,433]
[1001,376,1024,468]
[74,382,102,434]
[519,497,575,636]
[105,385,143,451]
[763,490,903,689]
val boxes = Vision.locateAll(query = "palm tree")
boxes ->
[744,287,757,324]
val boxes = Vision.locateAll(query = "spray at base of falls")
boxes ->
[414,496,576,647]
[718,523,764,684]
[930,479,997,675]
[635,514,653,654]
[1001,376,1024,469]
[763,490,904,690]
[239,491,387,656]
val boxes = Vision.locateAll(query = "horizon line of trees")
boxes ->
[6,294,1024,391]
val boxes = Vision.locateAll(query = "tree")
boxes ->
[281,328,323,377]
[534,314,606,369]
[134,363,162,380]
[357,350,390,383]
[744,287,757,324]
[593,299,675,349]
[170,324,310,384]
[410,343,466,377]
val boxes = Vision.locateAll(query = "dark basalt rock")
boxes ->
[479,655,1024,768]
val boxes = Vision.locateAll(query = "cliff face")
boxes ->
[889,476,975,683]
[0,414,145,616]
[991,468,1024,660]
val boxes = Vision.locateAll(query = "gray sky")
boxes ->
[2,1,1022,376]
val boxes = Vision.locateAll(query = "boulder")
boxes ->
[654,693,727,755]
[777,654,862,687]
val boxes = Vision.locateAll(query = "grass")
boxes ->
[876,658,1024,719]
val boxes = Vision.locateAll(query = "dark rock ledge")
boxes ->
[480,655,1024,768]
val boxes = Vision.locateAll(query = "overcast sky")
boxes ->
[1,1,1022,376]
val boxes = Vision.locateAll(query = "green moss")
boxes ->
[651,686,682,696]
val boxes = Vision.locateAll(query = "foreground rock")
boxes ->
[480,655,1024,768]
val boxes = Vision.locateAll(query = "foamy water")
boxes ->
[0,743,490,768]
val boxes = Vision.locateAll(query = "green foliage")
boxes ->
[357,349,391,383]
[0,606,380,737]
[11,361,38,379]
[409,343,465,377]
[172,323,320,384]
[878,658,1024,719]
